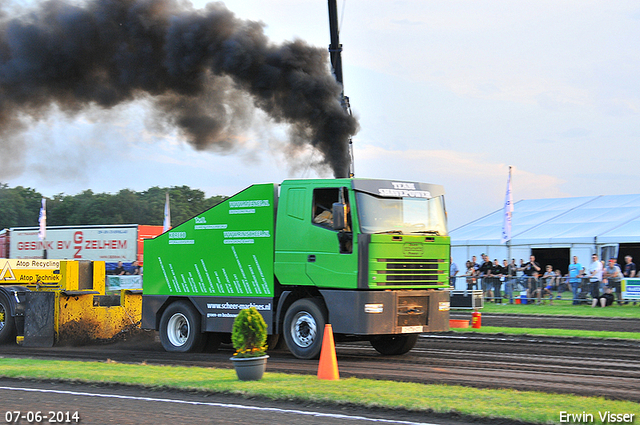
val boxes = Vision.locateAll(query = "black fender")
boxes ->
[275,291,294,334]
[0,286,29,335]
[141,294,172,331]
[0,286,29,317]
[274,289,327,334]
[142,295,207,331]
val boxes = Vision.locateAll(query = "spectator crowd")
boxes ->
[110,260,142,276]
[450,254,638,307]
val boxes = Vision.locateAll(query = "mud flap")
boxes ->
[23,291,55,347]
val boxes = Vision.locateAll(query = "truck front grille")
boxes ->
[375,259,444,285]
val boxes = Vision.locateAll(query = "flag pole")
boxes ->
[163,192,171,232]
[501,166,513,247]
[38,198,47,259]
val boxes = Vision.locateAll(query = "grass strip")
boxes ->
[477,299,640,318]
[452,326,640,340]
[0,357,638,424]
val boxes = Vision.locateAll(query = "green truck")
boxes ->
[141,178,451,359]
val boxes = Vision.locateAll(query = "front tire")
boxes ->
[159,301,204,352]
[370,334,418,355]
[0,293,16,344]
[283,298,326,359]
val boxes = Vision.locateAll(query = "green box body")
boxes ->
[142,179,450,335]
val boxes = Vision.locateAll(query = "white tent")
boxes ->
[449,194,640,289]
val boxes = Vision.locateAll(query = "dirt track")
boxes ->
[1,314,638,403]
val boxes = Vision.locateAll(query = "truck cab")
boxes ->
[274,179,450,358]
[276,178,449,289]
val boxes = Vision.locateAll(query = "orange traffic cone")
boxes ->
[317,324,339,380]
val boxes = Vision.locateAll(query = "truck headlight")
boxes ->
[364,303,384,313]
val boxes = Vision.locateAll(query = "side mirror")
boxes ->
[332,202,347,231]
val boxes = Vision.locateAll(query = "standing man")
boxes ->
[523,255,541,300]
[568,256,584,305]
[604,257,623,305]
[623,255,636,278]
[130,260,141,275]
[516,259,525,291]
[450,258,459,288]
[587,254,604,300]
[504,259,517,304]
[489,259,504,303]
[470,256,480,272]
[623,255,636,305]
[478,254,493,301]
[114,261,126,276]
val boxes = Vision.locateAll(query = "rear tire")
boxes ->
[370,334,418,355]
[0,293,16,344]
[283,298,326,359]
[159,301,204,352]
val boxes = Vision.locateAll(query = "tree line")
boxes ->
[0,183,227,230]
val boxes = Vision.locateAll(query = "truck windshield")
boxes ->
[355,192,448,236]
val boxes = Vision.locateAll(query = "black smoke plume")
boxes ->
[0,0,358,178]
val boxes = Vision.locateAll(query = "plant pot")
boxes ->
[230,355,269,381]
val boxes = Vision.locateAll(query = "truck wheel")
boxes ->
[159,301,204,353]
[0,293,16,344]
[283,298,326,360]
[370,334,418,355]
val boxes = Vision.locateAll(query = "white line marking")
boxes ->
[0,386,441,425]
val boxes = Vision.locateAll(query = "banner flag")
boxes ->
[163,192,171,232]
[38,198,46,241]
[500,167,513,244]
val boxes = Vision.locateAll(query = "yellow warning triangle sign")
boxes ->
[0,261,16,281]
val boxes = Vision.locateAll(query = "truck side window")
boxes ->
[312,188,352,233]
[312,188,338,229]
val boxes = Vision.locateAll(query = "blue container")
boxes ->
[521,295,527,305]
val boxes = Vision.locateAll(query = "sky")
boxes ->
[2,0,640,230]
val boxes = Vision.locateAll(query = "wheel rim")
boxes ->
[290,311,316,348]
[167,312,189,347]
[0,304,5,332]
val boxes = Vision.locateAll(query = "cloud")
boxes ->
[344,1,639,112]
[354,144,567,229]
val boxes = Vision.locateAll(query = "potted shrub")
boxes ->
[230,307,269,381]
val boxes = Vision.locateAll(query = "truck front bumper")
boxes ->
[319,289,450,335]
